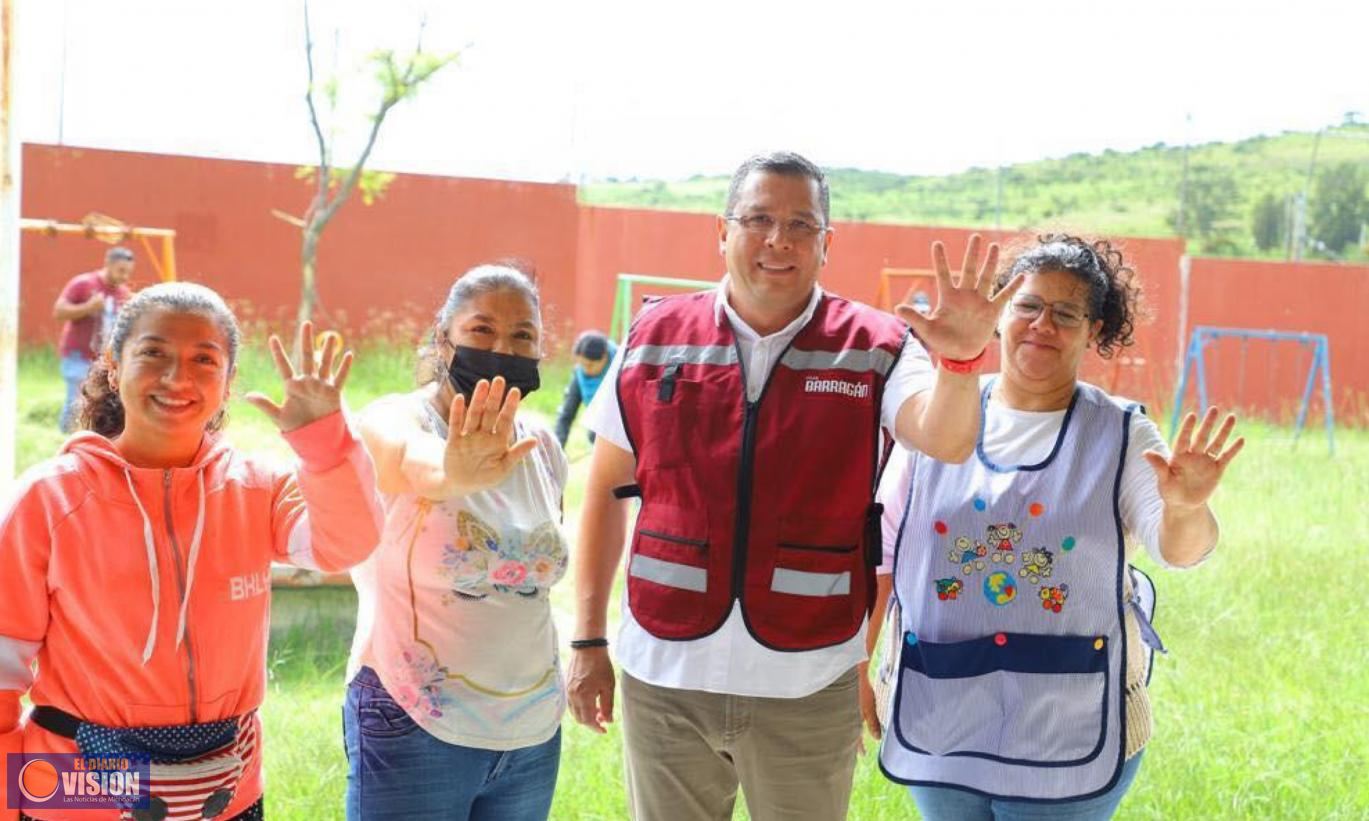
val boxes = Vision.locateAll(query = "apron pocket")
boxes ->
[893,632,1109,766]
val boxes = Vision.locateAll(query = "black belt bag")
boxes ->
[31,705,254,821]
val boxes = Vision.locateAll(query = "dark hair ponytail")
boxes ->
[78,357,127,438]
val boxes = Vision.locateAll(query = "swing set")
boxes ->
[20,213,179,282]
[1170,326,1335,455]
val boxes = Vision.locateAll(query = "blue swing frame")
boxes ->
[1169,326,1335,455]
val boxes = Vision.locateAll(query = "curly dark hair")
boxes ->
[995,233,1142,359]
[78,282,241,438]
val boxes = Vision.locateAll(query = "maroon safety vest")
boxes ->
[618,290,909,651]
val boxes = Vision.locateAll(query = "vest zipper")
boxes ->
[163,470,200,724]
[727,330,800,602]
[730,399,759,600]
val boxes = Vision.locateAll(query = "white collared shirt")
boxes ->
[584,278,934,698]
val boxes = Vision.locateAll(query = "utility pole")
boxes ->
[994,164,1003,230]
[1284,193,1296,260]
[1,0,20,488]
[1293,128,1324,261]
[1175,112,1192,237]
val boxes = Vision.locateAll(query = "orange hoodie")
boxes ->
[0,411,383,821]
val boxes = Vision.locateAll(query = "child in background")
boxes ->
[554,330,616,447]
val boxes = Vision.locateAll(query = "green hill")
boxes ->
[581,123,1369,261]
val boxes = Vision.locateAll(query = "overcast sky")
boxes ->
[13,0,1368,182]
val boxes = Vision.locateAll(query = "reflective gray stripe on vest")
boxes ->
[629,554,707,592]
[779,347,897,376]
[770,568,851,597]
[623,345,737,369]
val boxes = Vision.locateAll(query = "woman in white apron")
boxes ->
[869,235,1245,819]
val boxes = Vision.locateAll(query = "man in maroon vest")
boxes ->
[567,152,1022,820]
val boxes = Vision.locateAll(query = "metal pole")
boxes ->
[1175,252,1191,392]
[1293,129,1323,262]
[1283,193,1296,260]
[1169,330,1195,437]
[1194,331,1210,416]
[1319,340,1336,456]
[1,0,20,489]
[1175,113,1192,237]
[1293,340,1319,443]
[994,165,1002,230]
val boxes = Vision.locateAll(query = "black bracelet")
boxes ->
[569,637,609,650]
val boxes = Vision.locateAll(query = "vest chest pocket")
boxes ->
[636,376,703,467]
[893,632,1110,767]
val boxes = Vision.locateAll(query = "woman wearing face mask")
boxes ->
[0,282,381,821]
[344,263,569,821]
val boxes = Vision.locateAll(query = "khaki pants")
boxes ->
[621,668,862,821]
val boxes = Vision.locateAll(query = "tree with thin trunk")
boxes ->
[295,2,457,324]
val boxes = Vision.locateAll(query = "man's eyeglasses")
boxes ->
[725,213,827,239]
[1009,295,1089,329]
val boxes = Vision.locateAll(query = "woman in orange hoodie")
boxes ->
[0,282,383,821]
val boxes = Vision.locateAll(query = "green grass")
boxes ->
[14,342,1368,819]
[582,123,1369,261]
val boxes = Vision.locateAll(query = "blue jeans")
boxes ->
[343,666,561,821]
[59,352,92,432]
[909,750,1144,821]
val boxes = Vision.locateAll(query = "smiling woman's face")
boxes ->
[999,269,1102,389]
[111,307,234,438]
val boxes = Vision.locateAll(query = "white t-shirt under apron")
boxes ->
[878,376,1180,574]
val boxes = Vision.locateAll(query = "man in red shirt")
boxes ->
[52,246,135,431]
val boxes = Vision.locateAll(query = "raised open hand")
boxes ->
[245,321,353,432]
[895,234,1024,361]
[1143,407,1245,509]
[436,376,539,497]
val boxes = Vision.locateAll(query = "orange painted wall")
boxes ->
[1184,257,1369,423]
[19,144,581,351]
[576,209,1186,410]
[18,145,1368,425]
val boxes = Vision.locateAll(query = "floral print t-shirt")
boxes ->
[348,394,569,750]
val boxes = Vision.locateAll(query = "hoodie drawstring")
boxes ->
[124,469,161,666]
[124,468,206,664]
[175,472,207,649]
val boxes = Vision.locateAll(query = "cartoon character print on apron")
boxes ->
[880,381,1154,802]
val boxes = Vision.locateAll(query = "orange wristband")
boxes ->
[939,348,987,374]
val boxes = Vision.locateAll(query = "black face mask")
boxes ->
[445,343,541,400]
